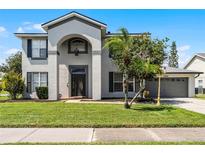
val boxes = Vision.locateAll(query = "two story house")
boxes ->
[15,11,202,100]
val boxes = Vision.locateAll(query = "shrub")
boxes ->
[3,71,24,99]
[36,87,48,99]
[143,90,150,98]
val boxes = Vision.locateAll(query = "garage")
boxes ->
[145,77,188,98]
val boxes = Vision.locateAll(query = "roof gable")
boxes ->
[184,53,205,69]
[42,11,107,31]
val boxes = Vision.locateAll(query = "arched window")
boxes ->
[68,38,88,54]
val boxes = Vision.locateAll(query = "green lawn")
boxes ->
[0,96,9,100]
[0,90,9,101]
[195,94,205,100]
[3,141,205,145]
[1,102,205,127]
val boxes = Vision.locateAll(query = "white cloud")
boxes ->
[0,26,6,33]
[17,27,24,33]
[16,22,44,33]
[6,48,20,55]
[177,46,191,67]
[33,24,44,31]
[0,26,9,37]
[23,21,32,25]
[177,45,191,52]
[0,58,5,65]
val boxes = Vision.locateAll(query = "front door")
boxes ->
[71,74,86,96]
[70,66,87,97]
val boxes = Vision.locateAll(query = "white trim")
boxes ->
[31,72,48,92]
[112,72,135,92]
[42,12,107,31]
[15,33,48,38]
[184,54,205,69]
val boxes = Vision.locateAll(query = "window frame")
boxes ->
[31,39,48,60]
[198,80,203,87]
[27,72,48,93]
[128,76,135,92]
[68,38,88,54]
[112,72,135,92]
[113,72,123,92]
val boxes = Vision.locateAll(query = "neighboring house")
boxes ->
[15,11,202,100]
[184,53,205,94]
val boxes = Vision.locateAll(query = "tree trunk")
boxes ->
[129,79,145,107]
[156,76,161,106]
[11,93,16,100]
[139,79,145,98]
[123,74,130,109]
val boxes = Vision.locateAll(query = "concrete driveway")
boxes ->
[161,98,205,114]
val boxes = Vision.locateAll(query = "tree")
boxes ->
[168,41,179,68]
[0,51,22,74]
[3,71,24,99]
[104,28,168,108]
[104,28,135,108]
[0,82,2,92]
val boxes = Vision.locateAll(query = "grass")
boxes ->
[0,96,9,101]
[195,94,205,100]
[1,102,205,128]
[2,141,205,145]
[0,90,9,101]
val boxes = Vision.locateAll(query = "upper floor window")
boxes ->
[27,39,48,59]
[68,38,88,55]
[32,40,47,58]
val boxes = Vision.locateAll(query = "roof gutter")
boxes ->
[195,73,201,78]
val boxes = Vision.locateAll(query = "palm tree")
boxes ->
[104,28,134,108]
[105,28,168,109]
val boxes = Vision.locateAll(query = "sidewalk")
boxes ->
[1,128,205,143]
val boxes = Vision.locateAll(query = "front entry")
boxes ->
[71,74,86,96]
[70,66,88,97]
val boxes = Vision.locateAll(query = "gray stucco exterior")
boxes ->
[16,12,199,100]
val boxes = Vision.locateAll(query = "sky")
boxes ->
[0,9,205,68]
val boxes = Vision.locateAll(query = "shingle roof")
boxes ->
[197,53,205,58]
[41,11,107,31]
[42,11,107,27]
[164,67,203,74]
[15,33,48,38]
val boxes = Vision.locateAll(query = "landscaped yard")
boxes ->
[195,94,205,100]
[1,102,205,127]
[0,90,9,101]
[0,96,9,101]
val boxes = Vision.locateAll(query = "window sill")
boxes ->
[68,52,88,54]
[112,91,135,93]
[31,58,47,60]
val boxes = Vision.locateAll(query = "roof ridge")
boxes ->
[41,11,107,27]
